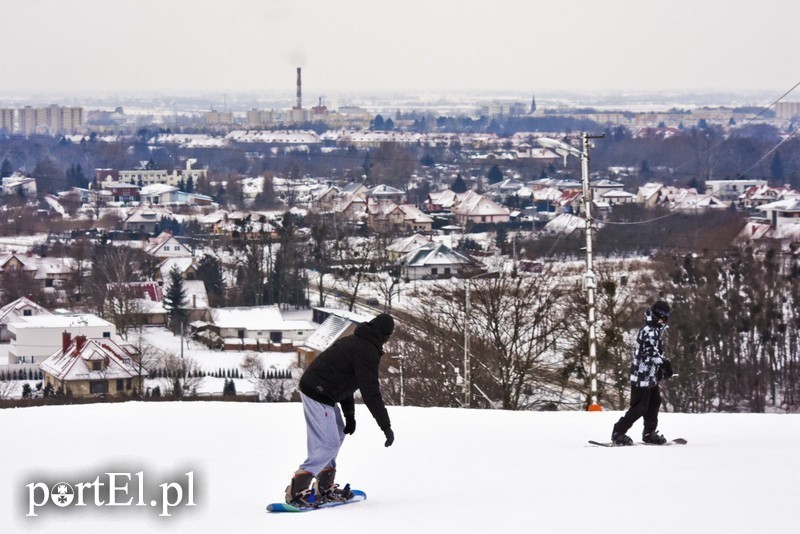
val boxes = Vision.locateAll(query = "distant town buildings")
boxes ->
[0,105,84,135]
[775,101,800,121]
[96,159,207,189]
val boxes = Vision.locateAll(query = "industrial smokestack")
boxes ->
[295,67,302,110]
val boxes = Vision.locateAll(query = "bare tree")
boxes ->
[105,284,146,340]
[465,270,571,410]
[241,353,296,401]
[153,351,203,399]
[88,243,153,316]
[0,379,19,400]
[332,237,378,312]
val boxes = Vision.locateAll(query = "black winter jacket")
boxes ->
[299,321,391,430]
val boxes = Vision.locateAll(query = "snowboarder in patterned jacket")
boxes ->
[284,313,396,506]
[610,301,674,446]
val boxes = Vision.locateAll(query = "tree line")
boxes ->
[379,238,800,414]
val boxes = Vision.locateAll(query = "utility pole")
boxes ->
[580,132,605,411]
[537,133,604,410]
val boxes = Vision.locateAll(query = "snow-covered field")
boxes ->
[1,402,798,534]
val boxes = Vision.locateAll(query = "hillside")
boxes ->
[2,402,798,533]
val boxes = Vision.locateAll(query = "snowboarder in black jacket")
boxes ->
[285,313,395,505]
[611,301,674,446]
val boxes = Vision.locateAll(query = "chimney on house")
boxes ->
[62,331,72,354]
[75,335,87,353]
[295,67,302,110]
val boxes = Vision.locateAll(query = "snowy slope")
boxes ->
[2,402,798,534]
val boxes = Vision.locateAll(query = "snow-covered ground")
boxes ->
[137,325,297,376]
[2,402,798,533]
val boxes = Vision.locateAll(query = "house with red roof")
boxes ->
[39,333,143,397]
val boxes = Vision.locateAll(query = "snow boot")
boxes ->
[285,470,315,506]
[611,432,634,446]
[314,467,354,503]
[643,431,667,445]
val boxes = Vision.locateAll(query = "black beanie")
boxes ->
[651,300,671,321]
[369,313,395,335]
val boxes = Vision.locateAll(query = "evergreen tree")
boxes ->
[66,163,87,188]
[451,174,468,193]
[186,176,195,194]
[0,158,13,178]
[771,152,785,183]
[163,264,188,332]
[487,164,503,184]
[196,254,225,307]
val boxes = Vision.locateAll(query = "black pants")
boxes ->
[613,385,661,437]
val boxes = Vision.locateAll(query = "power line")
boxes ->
[601,81,800,227]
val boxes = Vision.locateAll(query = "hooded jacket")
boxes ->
[629,309,668,388]
[299,318,392,430]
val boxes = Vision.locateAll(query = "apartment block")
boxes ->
[15,105,84,135]
[775,101,800,121]
[0,108,14,133]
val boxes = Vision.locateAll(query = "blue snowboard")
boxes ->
[267,490,367,513]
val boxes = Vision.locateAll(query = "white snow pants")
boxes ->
[298,392,345,475]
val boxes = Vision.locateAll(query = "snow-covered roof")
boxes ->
[401,243,473,268]
[756,199,800,213]
[387,234,432,254]
[602,190,636,199]
[302,315,355,352]
[454,190,510,217]
[9,313,113,330]
[542,213,585,234]
[637,182,664,201]
[158,257,196,279]
[39,336,140,381]
[225,130,321,144]
[140,183,178,195]
[209,305,313,331]
[0,297,51,323]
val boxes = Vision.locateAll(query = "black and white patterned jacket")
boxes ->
[629,309,667,388]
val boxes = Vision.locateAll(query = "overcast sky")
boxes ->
[3,0,799,98]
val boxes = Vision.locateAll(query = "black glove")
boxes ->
[661,359,674,380]
[383,427,394,447]
[343,412,356,435]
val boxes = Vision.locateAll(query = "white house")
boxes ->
[140,183,179,205]
[706,179,767,202]
[0,297,52,343]
[123,205,174,233]
[756,199,800,228]
[387,234,432,262]
[207,305,315,351]
[453,190,511,226]
[399,242,475,280]
[7,313,116,364]
[1,174,37,197]
[146,231,193,258]
[601,190,637,206]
